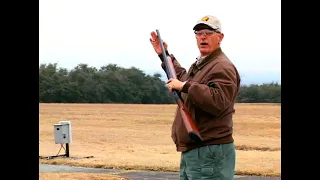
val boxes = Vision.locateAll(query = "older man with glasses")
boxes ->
[150,15,241,180]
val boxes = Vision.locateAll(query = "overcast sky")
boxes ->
[39,0,281,84]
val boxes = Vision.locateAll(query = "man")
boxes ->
[149,15,241,180]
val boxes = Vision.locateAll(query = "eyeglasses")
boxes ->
[194,30,219,36]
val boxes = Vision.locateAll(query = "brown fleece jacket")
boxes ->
[159,47,241,152]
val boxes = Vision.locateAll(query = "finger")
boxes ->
[162,42,166,47]
[150,38,157,43]
[151,31,158,39]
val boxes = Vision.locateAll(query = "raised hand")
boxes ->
[149,31,168,55]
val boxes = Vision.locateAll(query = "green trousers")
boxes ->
[179,143,235,180]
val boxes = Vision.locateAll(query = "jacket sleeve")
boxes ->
[180,66,239,116]
[158,51,188,81]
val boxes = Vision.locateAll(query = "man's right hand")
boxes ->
[149,31,168,55]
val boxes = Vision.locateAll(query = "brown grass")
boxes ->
[39,172,129,180]
[39,103,281,177]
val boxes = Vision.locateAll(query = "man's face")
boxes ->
[195,26,224,56]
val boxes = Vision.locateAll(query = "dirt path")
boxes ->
[39,164,281,180]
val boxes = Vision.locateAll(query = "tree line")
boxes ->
[39,63,281,104]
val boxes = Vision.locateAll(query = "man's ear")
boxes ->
[218,33,224,42]
[219,33,224,40]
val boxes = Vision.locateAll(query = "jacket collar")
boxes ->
[195,47,222,69]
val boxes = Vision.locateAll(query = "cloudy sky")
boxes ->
[39,0,281,85]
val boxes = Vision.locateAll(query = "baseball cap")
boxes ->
[193,15,222,33]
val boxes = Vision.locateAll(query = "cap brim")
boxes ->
[193,23,218,31]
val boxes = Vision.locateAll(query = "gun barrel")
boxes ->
[155,29,203,143]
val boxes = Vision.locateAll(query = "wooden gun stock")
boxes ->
[156,29,203,143]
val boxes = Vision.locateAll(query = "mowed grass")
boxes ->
[39,103,281,177]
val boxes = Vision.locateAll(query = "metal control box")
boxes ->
[54,121,72,144]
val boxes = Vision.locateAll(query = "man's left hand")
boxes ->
[167,78,186,92]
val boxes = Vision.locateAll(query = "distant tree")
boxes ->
[39,63,280,104]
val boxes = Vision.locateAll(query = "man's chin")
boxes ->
[199,49,210,56]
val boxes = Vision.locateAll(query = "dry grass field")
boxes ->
[39,103,281,177]
[39,172,128,180]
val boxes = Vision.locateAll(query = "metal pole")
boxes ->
[66,143,69,157]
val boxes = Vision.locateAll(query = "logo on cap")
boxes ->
[202,16,209,21]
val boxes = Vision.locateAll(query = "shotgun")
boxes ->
[156,29,203,143]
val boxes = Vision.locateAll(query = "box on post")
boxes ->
[54,121,72,144]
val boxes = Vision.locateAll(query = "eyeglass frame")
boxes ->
[194,29,221,36]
